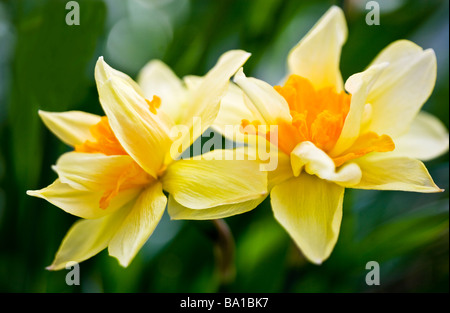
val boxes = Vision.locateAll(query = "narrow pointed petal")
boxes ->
[271,174,345,264]
[287,6,347,91]
[267,150,294,190]
[181,50,251,128]
[366,40,437,137]
[46,205,130,271]
[170,50,251,159]
[183,75,202,90]
[168,194,266,220]
[291,141,362,187]
[331,63,388,156]
[26,179,141,219]
[137,60,187,124]
[212,82,264,143]
[353,153,443,192]
[38,110,101,147]
[108,182,167,267]
[162,149,267,210]
[234,68,291,125]
[53,152,147,191]
[394,111,449,161]
[95,57,173,178]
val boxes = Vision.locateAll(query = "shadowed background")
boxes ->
[0,0,448,292]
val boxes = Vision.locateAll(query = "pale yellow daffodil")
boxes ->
[191,6,449,264]
[27,50,269,270]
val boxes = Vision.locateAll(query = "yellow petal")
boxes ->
[267,150,294,190]
[162,149,267,209]
[46,205,130,271]
[271,174,345,264]
[137,60,187,124]
[170,50,251,160]
[233,68,292,125]
[38,110,101,147]
[291,141,362,187]
[95,57,173,178]
[53,152,145,191]
[394,111,449,161]
[183,75,203,90]
[180,50,250,127]
[167,194,266,220]
[287,6,347,91]
[330,63,388,156]
[353,153,442,192]
[26,179,141,219]
[366,40,437,137]
[108,181,167,267]
[212,82,264,143]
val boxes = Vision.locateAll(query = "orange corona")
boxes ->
[241,74,395,167]
[75,106,157,209]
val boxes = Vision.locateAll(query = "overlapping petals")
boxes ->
[210,5,447,264]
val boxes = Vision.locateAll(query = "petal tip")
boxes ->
[95,56,112,82]
[329,5,343,14]
[96,56,105,65]
[37,109,52,122]
[234,67,246,81]
[26,190,38,197]
[95,56,106,68]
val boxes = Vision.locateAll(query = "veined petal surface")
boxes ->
[271,174,345,264]
[287,6,347,91]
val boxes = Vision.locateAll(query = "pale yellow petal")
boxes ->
[180,50,251,128]
[353,153,442,192]
[46,205,130,271]
[366,40,437,137]
[26,179,141,219]
[53,152,144,191]
[170,50,251,160]
[168,194,265,220]
[137,60,187,124]
[267,149,293,190]
[182,75,202,90]
[162,149,267,210]
[291,141,362,187]
[394,111,449,161]
[330,63,388,156]
[95,57,173,178]
[233,68,291,125]
[38,110,101,147]
[271,174,345,264]
[287,6,347,91]
[108,181,167,267]
[212,82,264,143]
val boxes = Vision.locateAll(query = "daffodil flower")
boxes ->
[192,6,449,264]
[27,50,268,269]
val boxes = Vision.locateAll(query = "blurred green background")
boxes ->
[0,0,448,293]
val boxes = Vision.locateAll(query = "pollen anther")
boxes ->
[146,95,161,114]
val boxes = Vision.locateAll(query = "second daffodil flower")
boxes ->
[208,6,449,264]
[27,50,269,270]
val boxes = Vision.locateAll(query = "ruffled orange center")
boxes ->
[274,75,351,155]
[75,116,128,156]
[98,161,151,210]
[241,74,395,166]
[75,115,153,210]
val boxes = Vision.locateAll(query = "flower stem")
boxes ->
[212,219,235,288]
